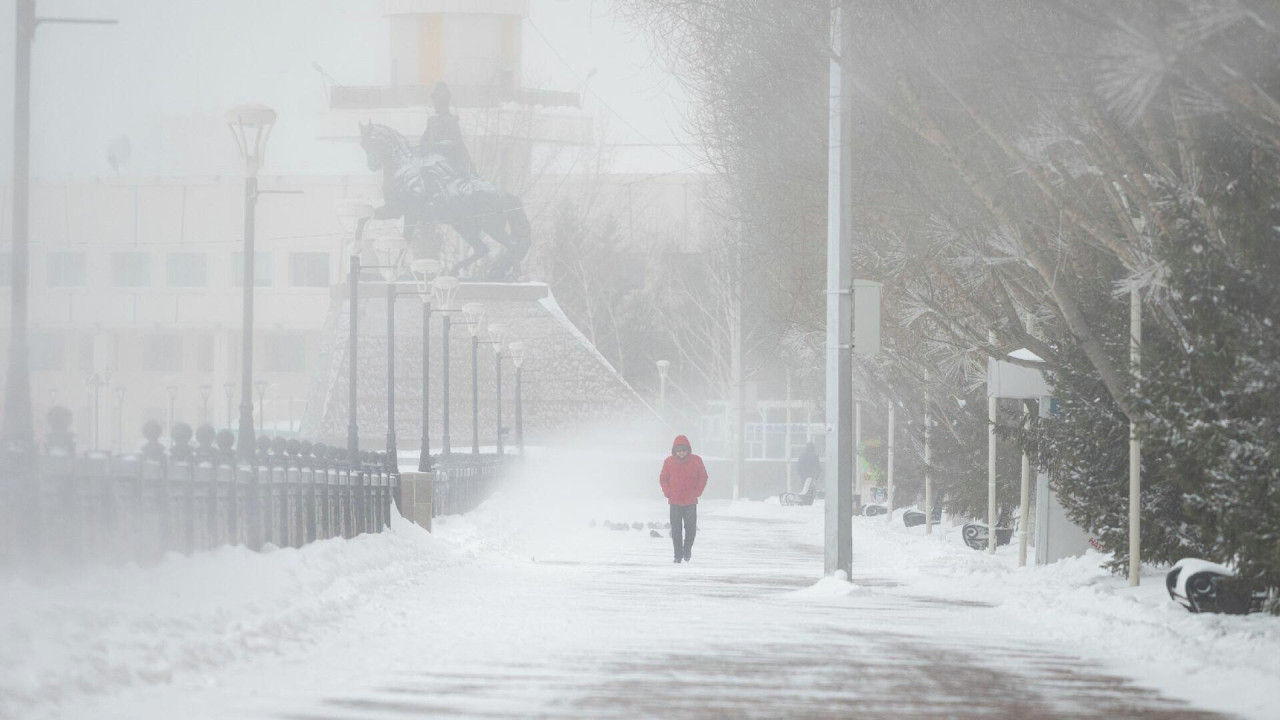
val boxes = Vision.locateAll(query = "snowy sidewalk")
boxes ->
[8,484,1276,719]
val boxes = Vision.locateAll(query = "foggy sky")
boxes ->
[0,0,693,179]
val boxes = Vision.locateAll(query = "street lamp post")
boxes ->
[343,226,404,470]
[410,260,444,472]
[166,381,179,435]
[254,381,268,436]
[508,342,525,455]
[487,324,508,455]
[86,373,108,450]
[433,277,460,456]
[461,303,485,454]
[114,385,126,451]
[226,104,276,462]
[200,384,212,427]
[223,383,234,430]
[656,359,670,417]
[4,1,115,461]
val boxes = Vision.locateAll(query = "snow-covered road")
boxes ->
[4,471,1278,719]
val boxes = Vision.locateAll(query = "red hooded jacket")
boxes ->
[659,435,709,505]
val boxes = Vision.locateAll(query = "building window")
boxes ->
[263,333,308,372]
[141,334,183,372]
[196,335,214,373]
[111,252,150,287]
[167,252,207,287]
[289,252,330,287]
[30,335,64,371]
[0,253,10,287]
[232,251,273,287]
[47,252,87,287]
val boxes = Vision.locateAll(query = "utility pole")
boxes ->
[1129,288,1141,586]
[732,227,745,502]
[4,2,115,452]
[4,0,115,567]
[824,0,855,578]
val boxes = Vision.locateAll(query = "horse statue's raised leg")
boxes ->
[482,199,532,281]
[448,220,490,278]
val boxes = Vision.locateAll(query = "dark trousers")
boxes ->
[670,503,697,558]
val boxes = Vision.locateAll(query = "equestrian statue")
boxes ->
[357,83,530,280]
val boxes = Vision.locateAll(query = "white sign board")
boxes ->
[853,280,881,357]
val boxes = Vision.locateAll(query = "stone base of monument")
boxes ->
[301,281,660,459]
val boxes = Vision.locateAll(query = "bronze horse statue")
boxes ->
[357,122,530,280]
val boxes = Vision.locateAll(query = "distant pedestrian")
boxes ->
[659,435,708,563]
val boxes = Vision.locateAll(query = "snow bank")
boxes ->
[0,510,462,718]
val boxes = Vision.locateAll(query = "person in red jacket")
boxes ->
[659,435,709,563]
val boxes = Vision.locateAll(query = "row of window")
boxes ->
[26,333,311,374]
[0,251,331,289]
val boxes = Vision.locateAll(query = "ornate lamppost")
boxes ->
[433,276,461,456]
[485,323,508,455]
[508,341,525,455]
[165,380,179,435]
[409,260,445,472]
[254,380,268,435]
[344,222,403,470]
[86,372,108,450]
[461,302,485,454]
[200,384,212,427]
[225,104,276,462]
[113,385,126,451]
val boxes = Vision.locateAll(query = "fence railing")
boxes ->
[3,408,401,566]
[3,407,515,567]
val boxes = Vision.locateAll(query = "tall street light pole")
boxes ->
[509,342,525,455]
[434,277,460,456]
[226,104,276,463]
[4,1,115,454]
[486,324,507,455]
[462,303,485,455]
[824,0,855,577]
[411,260,443,472]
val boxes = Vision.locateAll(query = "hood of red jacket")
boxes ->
[672,435,692,455]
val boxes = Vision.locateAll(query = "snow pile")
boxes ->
[0,510,461,718]
[788,572,863,599]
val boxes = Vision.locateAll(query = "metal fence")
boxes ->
[3,408,401,566]
[431,454,507,516]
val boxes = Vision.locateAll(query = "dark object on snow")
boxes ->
[649,530,662,538]
[779,477,816,506]
[962,523,1012,550]
[862,504,888,517]
[1166,559,1268,615]
[612,522,629,531]
[662,522,671,529]
[903,507,942,528]
[631,521,644,530]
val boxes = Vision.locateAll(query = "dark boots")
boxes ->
[670,503,698,563]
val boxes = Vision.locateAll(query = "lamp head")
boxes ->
[430,275,460,311]
[411,259,442,297]
[225,104,277,177]
[461,303,485,336]
[487,323,507,350]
